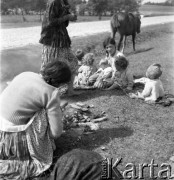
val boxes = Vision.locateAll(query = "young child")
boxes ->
[75,49,85,66]
[74,53,97,87]
[105,56,134,91]
[88,37,124,88]
[130,63,164,102]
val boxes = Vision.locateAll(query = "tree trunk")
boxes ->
[98,14,102,20]
[39,10,42,22]
[21,10,27,22]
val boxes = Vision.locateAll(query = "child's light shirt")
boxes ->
[96,67,113,80]
[138,78,164,101]
[113,69,134,89]
[76,65,97,85]
[78,65,97,78]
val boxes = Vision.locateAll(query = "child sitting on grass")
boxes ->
[75,49,85,66]
[74,53,97,87]
[88,37,124,89]
[104,56,134,91]
[88,62,113,87]
[129,63,164,102]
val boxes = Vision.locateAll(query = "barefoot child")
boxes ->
[130,63,164,102]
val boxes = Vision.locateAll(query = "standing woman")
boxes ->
[39,0,78,95]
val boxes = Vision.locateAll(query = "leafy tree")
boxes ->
[165,0,174,6]
[68,0,83,13]
[87,0,108,19]
[78,3,87,15]
[34,0,47,21]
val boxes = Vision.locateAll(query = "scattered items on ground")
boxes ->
[62,102,108,134]
[101,146,107,151]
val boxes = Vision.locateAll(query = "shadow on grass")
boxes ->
[54,126,133,159]
[126,47,154,56]
[62,89,126,102]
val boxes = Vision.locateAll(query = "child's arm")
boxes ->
[99,58,108,66]
[105,83,118,90]
[78,66,83,73]
[141,83,152,98]
[134,77,149,84]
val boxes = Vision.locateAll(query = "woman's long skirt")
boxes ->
[0,110,55,180]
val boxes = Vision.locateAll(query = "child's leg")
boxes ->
[88,73,99,85]
[105,82,120,90]
[103,79,114,89]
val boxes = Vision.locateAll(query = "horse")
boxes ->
[110,12,141,53]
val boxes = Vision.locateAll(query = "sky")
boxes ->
[142,0,166,4]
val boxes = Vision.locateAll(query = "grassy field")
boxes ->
[61,23,174,179]
[1,22,174,179]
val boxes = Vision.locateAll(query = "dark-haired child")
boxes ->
[105,56,134,90]
[75,49,85,66]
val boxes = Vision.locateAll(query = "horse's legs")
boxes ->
[111,27,117,39]
[122,36,127,54]
[118,35,123,52]
[132,34,136,51]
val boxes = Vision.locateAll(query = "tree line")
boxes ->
[145,0,174,6]
[1,0,142,19]
[1,0,142,14]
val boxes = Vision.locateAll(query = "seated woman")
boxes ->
[0,59,112,180]
[74,53,97,88]
[0,60,71,179]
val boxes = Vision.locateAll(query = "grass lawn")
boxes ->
[56,23,174,179]
[1,22,174,179]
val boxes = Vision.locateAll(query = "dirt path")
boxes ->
[1,15,174,50]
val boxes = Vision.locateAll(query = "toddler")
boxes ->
[130,63,164,102]
[74,53,97,87]
[105,56,134,91]
[75,49,85,66]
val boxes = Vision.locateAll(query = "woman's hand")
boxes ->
[60,101,68,112]
[68,14,77,21]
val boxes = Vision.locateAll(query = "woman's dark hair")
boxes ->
[115,56,129,71]
[40,60,71,87]
[103,37,116,49]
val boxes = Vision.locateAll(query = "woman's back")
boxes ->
[0,72,56,125]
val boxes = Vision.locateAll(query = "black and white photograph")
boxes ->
[0,0,174,179]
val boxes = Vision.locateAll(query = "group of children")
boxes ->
[73,37,165,104]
